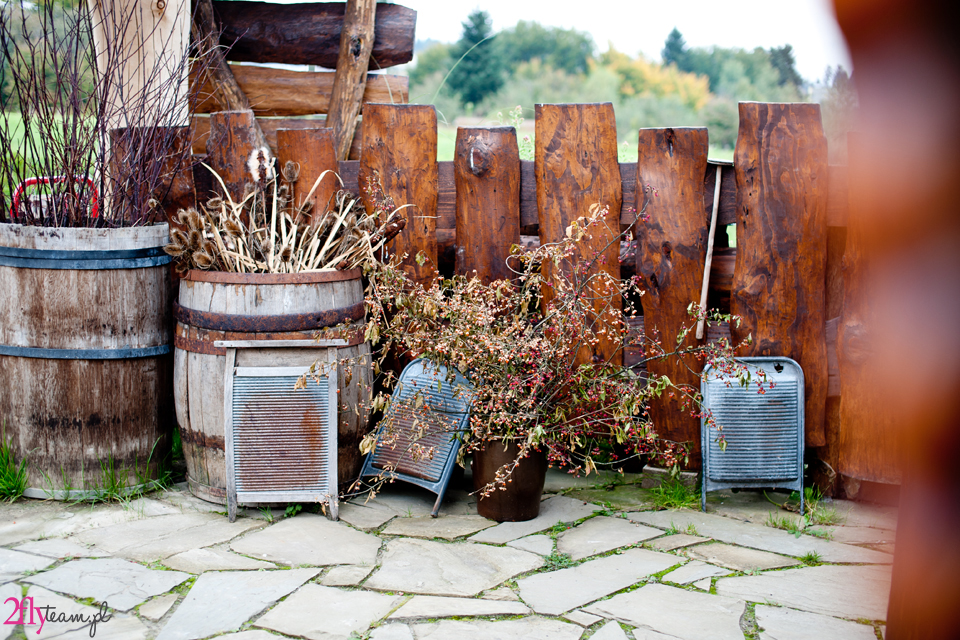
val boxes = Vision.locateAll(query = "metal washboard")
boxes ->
[700,357,805,513]
[220,340,342,522]
[359,359,474,517]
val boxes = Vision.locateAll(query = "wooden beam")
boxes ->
[359,104,438,285]
[212,1,416,69]
[205,110,262,203]
[535,103,623,367]
[191,116,363,160]
[192,0,267,150]
[327,0,376,160]
[192,67,408,117]
[731,102,830,447]
[454,127,521,282]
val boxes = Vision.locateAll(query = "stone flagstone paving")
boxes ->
[0,472,894,639]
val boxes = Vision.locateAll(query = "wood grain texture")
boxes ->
[635,127,709,466]
[359,103,438,284]
[174,273,372,499]
[192,66,408,117]
[837,135,901,483]
[205,110,262,204]
[0,224,173,494]
[192,116,363,161]
[192,0,267,150]
[327,0,377,160]
[213,1,416,69]
[276,128,339,224]
[535,103,623,366]
[454,127,521,282]
[730,102,829,447]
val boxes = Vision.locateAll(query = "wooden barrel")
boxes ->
[0,222,174,499]
[173,269,372,504]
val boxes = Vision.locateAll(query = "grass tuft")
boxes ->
[0,420,28,502]
[650,477,700,510]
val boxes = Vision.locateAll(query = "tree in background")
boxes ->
[496,21,594,76]
[407,41,453,88]
[446,10,504,108]
[661,28,688,69]
[769,45,803,88]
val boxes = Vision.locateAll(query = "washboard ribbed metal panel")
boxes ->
[701,357,804,512]
[359,359,473,516]
[222,343,340,522]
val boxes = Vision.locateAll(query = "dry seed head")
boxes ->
[170,228,189,248]
[223,218,243,237]
[187,229,202,250]
[162,243,186,257]
[185,208,203,231]
[201,239,216,255]
[193,251,215,269]
[280,245,293,262]
[282,161,299,183]
[206,197,223,210]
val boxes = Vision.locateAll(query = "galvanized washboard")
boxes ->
[220,340,342,522]
[701,357,805,513]
[360,359,474,517]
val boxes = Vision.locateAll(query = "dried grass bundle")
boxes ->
[164,154,408,274]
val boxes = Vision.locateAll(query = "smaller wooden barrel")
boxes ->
[0,222,173,499]
[173,269,372,504]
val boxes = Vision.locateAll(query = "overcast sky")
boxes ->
[400,0,851,83]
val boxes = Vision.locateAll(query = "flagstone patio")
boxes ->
[0,470,895,640]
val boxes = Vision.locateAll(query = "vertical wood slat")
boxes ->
[535,103,623,367]
[326,0,376,160]
[206,110,262,203]
[453,127,521,283]
[837,134,901,484]
[731,102,829,447]
[359,104,438,284]
[276,128,339,224]
[635,127,709,468]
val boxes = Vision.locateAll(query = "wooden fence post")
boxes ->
[276,128,339,224]
[837,134,901,485]
[206,110,263,204]
[454,126,521,282]
[359,103,438,285]
[731,102,829,447]
[535,103,623,367]
[635,127,709,468]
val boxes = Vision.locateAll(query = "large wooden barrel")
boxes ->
[0,222,174,499]
[173,269,372,504]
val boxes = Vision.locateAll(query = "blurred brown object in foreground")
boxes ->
[832,1,960,638]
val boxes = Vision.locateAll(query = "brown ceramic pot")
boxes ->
[472,439,547,522]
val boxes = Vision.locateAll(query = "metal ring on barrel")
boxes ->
[0,245,172,269]
[173,300,365,333]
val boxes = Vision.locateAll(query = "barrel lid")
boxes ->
[0,222,169,251]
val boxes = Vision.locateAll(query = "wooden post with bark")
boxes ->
[327,0,377,161]
[635,127,709,468]
[276,128,339,224]
[453,127,521,283]
[731,102,829,447]
[359,104,438,285]
[535,103,623,367]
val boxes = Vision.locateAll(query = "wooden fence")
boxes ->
[179,4,894,494]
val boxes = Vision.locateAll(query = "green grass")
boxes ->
[799,550,823,565]
[541,551,576,571]
[0,420,28,502]
[649,477,700,510]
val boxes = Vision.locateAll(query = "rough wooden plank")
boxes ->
[192,115,363,160]
[519,159,537,229]
[730,102,829,447]
[205,110,262,203]
[827,164,849,227]
[837,135,901,484]
[437,161,456,230]
[359,104,438,284]
[193,67,408,117]
[825,226,847,319]
[454,126,521,282]
[327,0,377,160]
[213,1,416,69]
[535,103,623,367]
[825,317,841,397]
[635,127,709,468]
[276,128,339,224]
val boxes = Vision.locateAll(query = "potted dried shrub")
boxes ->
[364,204,757,521]
[0,0,198,498]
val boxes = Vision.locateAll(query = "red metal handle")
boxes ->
[9,176,100,220]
